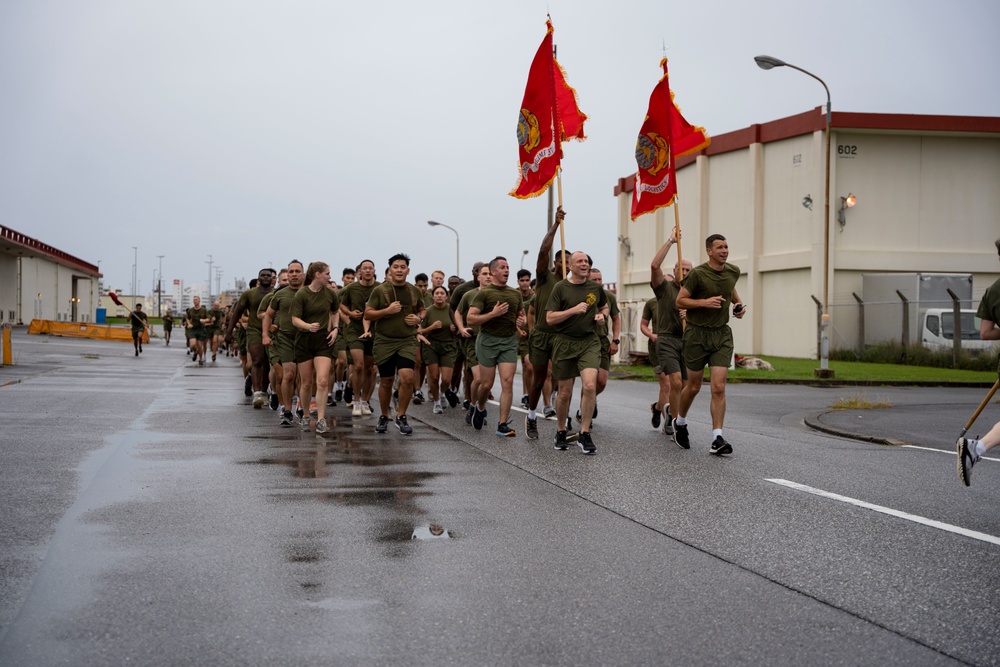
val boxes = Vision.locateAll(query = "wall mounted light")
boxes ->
[802,194,813,210]
[838,193,857,228]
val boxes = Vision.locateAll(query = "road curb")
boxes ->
[803,410,910,446]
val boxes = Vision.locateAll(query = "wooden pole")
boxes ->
[960,379,1000,438]
[557,169,567,277]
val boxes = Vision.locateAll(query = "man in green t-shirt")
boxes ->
[129,303,149,356]
[186,295,211,366]
[365,253,425,435]
[162,312,174,346]
[523,208,567,440]
[467,256,526,436]
[545,251,608,454]
[649,230,693,437]
[957,237,1000,486]
[261,261,304,425]
[340,259,379,417]
[673,234,745,456]
[225,268,275,408]
[449,261,487,400]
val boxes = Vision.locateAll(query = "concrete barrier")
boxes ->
[27,319,149,343]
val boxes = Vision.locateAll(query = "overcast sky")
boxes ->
[2,0,998,295]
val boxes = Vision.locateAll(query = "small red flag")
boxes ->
[631,58,710,220]
[510,19,587,200]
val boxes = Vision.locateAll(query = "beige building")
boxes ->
[615,108,1000,359]
[0,225,101,324]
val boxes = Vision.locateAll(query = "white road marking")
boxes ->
[765,478,1000,547]
[902,444,999,464]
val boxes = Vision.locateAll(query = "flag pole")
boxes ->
[557,169,567,276]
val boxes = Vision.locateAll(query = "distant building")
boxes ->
[0,225,101,324]
[615,108,1000,359]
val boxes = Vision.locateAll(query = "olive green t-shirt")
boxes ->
[291,285,340,329]
[546,279,608,339]
[186,306,209,331]
[130,310,148,333]
[470,284,523,338]
[449,279,478,312]
[340,280,379,337]
[267,285,298,332]
[683,262,741,330]
[367,281,423,341]
[653,278,683,337]
[237,287,271,333]
[422,303,455,343]
[641,297,657,324]
[457,289,481,335]
[977,276,1000,373]
[532,266,561,335]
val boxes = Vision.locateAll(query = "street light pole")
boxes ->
[427,221,460,277]
[132,246,138,303]
[520,249,529,270]
[156,255,164,318]
[206,254,213,304]
[755,54,834,378]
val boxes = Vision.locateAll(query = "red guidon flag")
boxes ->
[509,19,587,199]
[631,58,710,219]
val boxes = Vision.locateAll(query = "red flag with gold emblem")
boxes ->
[631,58,710,219]
[510,19,587,200]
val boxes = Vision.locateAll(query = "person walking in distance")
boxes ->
[672,234,745,456]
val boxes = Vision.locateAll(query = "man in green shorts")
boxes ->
[130,303,149,356]
[449,261,486,399]
[516,269,533,408]
[673,234,745,456]
[186,295,211,366]
[365,253,425,435]
[340,259,379,417]
[545,251,607,454]
[650,230,692,437]
[262,262,301,423]
[455,264,491,421]
[467,256,526,436]
[640,297,660,427]
[226,268,275,409]
[957,237,1000,485]
[524,207,568,440]
[162,311,174,346]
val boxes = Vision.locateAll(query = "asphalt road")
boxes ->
[1,329,997,666]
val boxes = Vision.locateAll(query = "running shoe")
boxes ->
[299,415,311,431]
[412,390,424,405]
[543,406,556,419]
[432,402,443,415]
[465,405,474,425]
[651,402,661,429]
[462,399,471,411]
[396,415,412,435]
[473,407,487,431]
[577,431,596,455]
[710,435,733,456]
[309,398,318,415]
[252,392,265,409]
[280,410,293,427]
[521,394,529,409]
[672,419,689,449]
[326,393,335,407]
[361,402,373,416]
[270,392,280,411]
[495,421,515,437]
[375,415,389,433]
[444,388,460,408]
[525,416,539,440]
[212,352,216,362]
[957,436,979,486]
[296,407,304,419]
[198,359,204,366]
[352,402,363,417]
[335,388,343,402]
[554,431,569,451]
[343,385,353,405]
[315,418,331,434]
[663,405,674,436]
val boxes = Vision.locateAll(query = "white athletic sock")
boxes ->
[676,417,687,426]
[713,429,723,439]
[974,440,986,457]
[528,409,537,420]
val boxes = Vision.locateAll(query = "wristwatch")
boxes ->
[612,338,620,344]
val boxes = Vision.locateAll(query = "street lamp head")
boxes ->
[427,220,440,227]
[754,55,786,70]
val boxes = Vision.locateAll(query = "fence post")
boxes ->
[946,288,961,368]
[810,295,822,361]
[896,290,910,350]
[852,293,865,355]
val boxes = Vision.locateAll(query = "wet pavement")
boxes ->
[1,328,998,666]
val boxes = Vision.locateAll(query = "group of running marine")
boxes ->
[194,208,749,457]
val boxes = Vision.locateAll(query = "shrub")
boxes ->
[830,342,998,371]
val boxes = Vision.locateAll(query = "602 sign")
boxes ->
[837,144,858,157]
